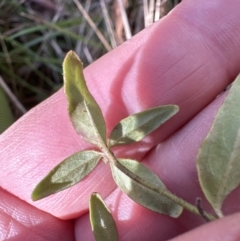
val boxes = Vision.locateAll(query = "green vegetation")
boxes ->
[0,0,179,121]
[32,51,240,239]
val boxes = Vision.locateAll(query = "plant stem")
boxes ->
[101,145,216,221]
[196,198,210,222]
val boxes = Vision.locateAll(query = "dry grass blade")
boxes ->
[0,0,179,124]
[38,5,65,58]
[100,0,118,48]
[149,0,155,25]
[143,0,148,27]
[75,0,91,57]
[143,0,176,27]
[83,47,93,63]
[0,76,26,114]
[115,0,132,40]
[154,0,161,20]
[72,0,112,52]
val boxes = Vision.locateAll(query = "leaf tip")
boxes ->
[169,104,180,118]
[64,50,81,63]
[63,50,83,79]
[31,188,41,201]
[173,104,180,113]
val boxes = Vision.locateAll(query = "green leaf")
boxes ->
[32,150,102,201]
[63,51,106,147]
[108,105,179,147]
[90,193,118,241]
[197,74,240,217]
[111,159,183,218]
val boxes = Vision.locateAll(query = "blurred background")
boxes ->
[0,0,180,133]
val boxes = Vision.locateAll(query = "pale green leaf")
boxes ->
[32,150,102,201]
[108,105,179,147]
[111,159,183,218]
[197,74,240,217]
[63,51,106,147]
[90,193,118,241]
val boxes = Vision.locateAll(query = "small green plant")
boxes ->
[32,51,240,240]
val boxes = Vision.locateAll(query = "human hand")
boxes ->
[1,0,240,240]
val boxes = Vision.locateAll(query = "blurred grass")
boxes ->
[0,0,180,131]
[0,86,14,133]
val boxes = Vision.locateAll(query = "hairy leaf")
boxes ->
[108,105,179,147]
[197,75,240,217]
[63,51,106,147]
[90,193,118,241]
[111,159,183,218]
[32,150,102,201]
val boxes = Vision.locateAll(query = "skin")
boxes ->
[1,0,240,240]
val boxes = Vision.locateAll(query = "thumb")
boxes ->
[170,212,240,241]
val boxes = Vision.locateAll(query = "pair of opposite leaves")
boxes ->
[32,51,240,226]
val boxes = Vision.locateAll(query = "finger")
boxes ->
[0,188,74,241]
[169,212,240,241]
[75,92,232,241]
[1,0,240,219]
